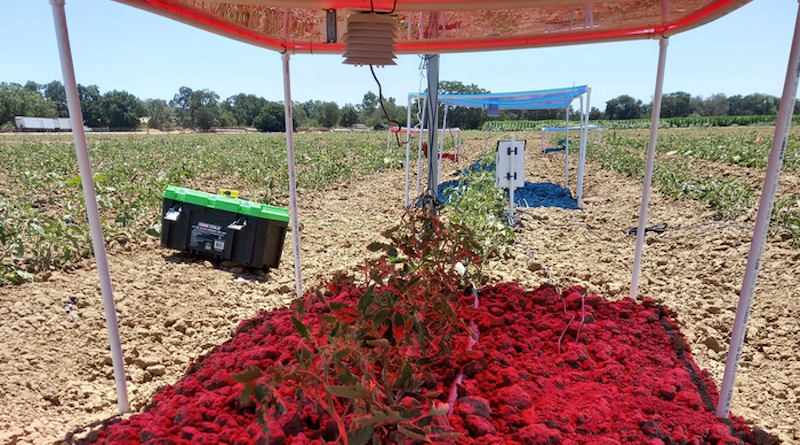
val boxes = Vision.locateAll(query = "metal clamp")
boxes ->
[227,218,247,231]
[164,206,182,222]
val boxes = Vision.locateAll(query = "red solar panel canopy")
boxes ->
[113,0,751,54]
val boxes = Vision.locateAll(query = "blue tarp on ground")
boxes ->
[435,159,578,210]
[505,182,578,209]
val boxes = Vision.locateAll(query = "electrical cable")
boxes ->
[369,65,403,149]
[627,222,668,235]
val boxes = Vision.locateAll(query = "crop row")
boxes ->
[585,141,800,242]
[0,133,405,285]
[598,132,800,172]
[482,115,800,131]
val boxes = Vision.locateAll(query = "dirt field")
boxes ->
[0,130,798,444]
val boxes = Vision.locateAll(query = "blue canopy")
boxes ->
[410,86,588,110]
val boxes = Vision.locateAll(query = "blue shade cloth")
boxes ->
[410,86,588,110]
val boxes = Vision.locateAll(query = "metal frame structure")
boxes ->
[44,0,799,422]
[408,86,593,207]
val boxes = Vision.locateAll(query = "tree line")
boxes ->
[0,81,408,132]
[1,79,797,132]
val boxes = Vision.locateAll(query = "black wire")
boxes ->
[627,222,668,236]
[369,64,403,148]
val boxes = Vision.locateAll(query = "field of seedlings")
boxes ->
[0,127,798,444]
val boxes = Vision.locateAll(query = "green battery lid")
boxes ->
[163,186,290,222]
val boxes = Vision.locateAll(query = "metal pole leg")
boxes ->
[50,0,128,414]
[405,96,412,208]
[630,38,668,300]
[717,3,800,418]
[281,11,303,300]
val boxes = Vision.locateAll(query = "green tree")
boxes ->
[437,81,489,129]
[78,84,104,128]
[605,95,643,120]
[742,93,780,115]
[190,89,220,131]
[318,101,340,128]
[0,82,58,128]
[660,91,693,118]
[218,110,237,128]
[222,93,267,127]
[101,90,143,130]
[144,98,174,130]
[42,81,68,117]
[253,102,294,132]
[589,107,605,120]
[358,92,379,124]
[339,104,359,127]
[692,93,729,116]
[23,81,40,93]
[169,87,220,130]
[169,86,194,128]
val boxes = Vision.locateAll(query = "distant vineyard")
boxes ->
[482,115,800,131]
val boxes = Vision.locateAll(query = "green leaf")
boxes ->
[231,366,263,383]
[31,223,45,236]
[333,348,352,359]
[15,270,35,282]
[347,425,374,445]
[65,175,81,187]
[12,243,24,261]
[428,404,450,417]
[373,308,390,327]
[357,287,374,311]
[354,410,403,425]
[239,384,255,404]
[145,223,161,237]
[398,425,430,442]
[324,385,363,399]
[291,317,312,340]
[329,302,348,311]
[367,242,385,252]
[365,338,390,348]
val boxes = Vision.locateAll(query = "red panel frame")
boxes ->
[113,0,750,54]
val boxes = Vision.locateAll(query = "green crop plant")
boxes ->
[586,141,756,220]
[0,132,404,285]
[483,115,800,132]
[440,153,516,258]
[773,194,800,245]
[234,212,481,444]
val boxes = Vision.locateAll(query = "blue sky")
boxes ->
[1,0,797,109]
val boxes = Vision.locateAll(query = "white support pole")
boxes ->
[438,105,449,185]
[50,0,128,415]
[717,4,800,418]
[405,96,413,208]
[426,54,440,208]
[577,88,591,207]
[386,126,392,152]
[416,96,427,200]
[508,135,516,226]
[541,128,545,152]
[281,11,303,301]
[630,38,669,301]
[565,105,570,189]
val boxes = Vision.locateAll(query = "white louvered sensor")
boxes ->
[342,12,397,67]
